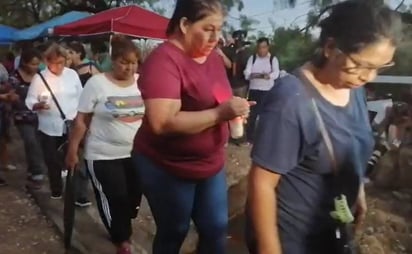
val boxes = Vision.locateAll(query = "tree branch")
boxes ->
[299,5,332,33]
[395,0,405,11]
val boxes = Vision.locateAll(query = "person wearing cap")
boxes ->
[222,30,251,98]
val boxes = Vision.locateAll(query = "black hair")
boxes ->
[166,0,225,36]
[313,0,402,67]
[67,41,86,60]
[90,41,108,55]
[110,35,140,61]
[5,52,14,61]
[257,37,269,45]
[20,48,42,66]
[36,42,52,53]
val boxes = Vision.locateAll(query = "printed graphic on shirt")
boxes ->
[104,96,144,123]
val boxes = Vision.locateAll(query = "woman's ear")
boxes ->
[323,37,337,59]
[179,17,190,35]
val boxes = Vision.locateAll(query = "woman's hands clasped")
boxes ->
[217,96,256,121]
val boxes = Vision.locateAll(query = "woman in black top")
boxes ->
[67,41,99,86]
[9,49,47,189]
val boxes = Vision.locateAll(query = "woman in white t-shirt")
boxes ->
[65,36,143,254]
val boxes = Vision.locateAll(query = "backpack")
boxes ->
[251,54,281,81]
[252,54,276,72]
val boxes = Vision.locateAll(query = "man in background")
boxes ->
[244,37,280,143]
[223,30,251,98]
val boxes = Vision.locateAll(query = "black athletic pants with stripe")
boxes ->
[85,157,142,244]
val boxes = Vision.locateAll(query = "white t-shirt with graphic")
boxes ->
[78,73,144,160]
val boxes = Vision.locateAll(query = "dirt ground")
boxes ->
[0,172,63,254]
[226,144,412,254]
[1,129,412,253]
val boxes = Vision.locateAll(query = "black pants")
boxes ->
[38,131,89,198]
[85,158,142,244]
[246,89,268,143]
[38,131,66,194]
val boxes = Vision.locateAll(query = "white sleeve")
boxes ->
[77,77,98,113]
[243,56,254,80]
[269,56,280,80]
[25,74,42,110]
[73,71,83,99]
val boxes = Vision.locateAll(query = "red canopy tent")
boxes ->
[53,5,169,40]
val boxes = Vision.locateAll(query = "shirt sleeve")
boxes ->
[25,74,42,110]
[138,50,181,100]
[72,70,83,99]
[243,55,253,80]
[269,56,280,80]
[251,88,304,174]
[77,77,98,113]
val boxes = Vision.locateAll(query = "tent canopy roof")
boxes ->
[14,11,90,41]
[54,5,169,40]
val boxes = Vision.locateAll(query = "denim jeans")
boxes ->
[16,123,46,178]
[132,153,228,254]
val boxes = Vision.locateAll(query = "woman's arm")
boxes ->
[216,48,232,69]
[25,74,42,110]
[248,165,282,254]
[144,97,252,135]
[68,112,92,152]
[66,112,92,170]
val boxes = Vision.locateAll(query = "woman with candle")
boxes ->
[132,0,253,253]
[25,43,88,202]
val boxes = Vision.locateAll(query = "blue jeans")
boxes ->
[132,153,228,254]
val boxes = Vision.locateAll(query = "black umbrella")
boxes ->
[64,168,77,250]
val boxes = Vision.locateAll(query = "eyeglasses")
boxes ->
[338,49,395,75]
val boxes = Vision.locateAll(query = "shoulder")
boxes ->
[85,73,106,87]
[142,43,180,72]
[63,67,79,78]
[268,74,307,102]
[145,43,176,62]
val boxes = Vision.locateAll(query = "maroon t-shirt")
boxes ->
[134,42,232,179]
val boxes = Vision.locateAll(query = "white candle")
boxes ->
[229,117,244,139]
[39,91,51,104]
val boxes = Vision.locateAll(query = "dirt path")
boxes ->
[0,175,64,254]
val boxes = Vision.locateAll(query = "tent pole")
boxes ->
[109,33,113,56]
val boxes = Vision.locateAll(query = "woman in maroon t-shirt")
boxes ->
[132,0,253,253]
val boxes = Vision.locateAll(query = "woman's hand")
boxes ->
[354,184,367,233]
[33,101,50,111]
[217,97,256,121]
[6,91,19,102]
[65,149,79,171]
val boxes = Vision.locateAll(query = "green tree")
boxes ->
[270,27,315,71]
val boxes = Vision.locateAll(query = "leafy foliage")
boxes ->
[270,27,315,71]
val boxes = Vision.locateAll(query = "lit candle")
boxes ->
[39,91,51,104]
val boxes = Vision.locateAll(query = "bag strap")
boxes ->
[37,72,66,121]
[252,54,276,73]
[311,99,339,175]
[294,69,339,175]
